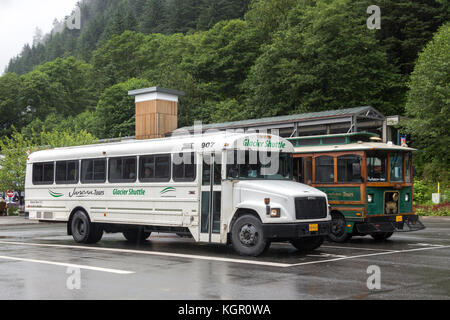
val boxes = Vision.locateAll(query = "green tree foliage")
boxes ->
[94,78,151,139]
[0,73,24,137]
[0,0,448,184]
[370,0,449,75]
[93,31,146,88]
[181,19,263,123]
[0,129,97,192]
[5,0,250,74]
[244,0,403,118]
[245,0,300,39]
[403,23,450,184]
[140,0,168,34]
[20,57,97,124]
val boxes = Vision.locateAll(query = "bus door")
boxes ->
[200,152,222,243]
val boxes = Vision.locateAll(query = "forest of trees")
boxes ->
[0,0,448,187]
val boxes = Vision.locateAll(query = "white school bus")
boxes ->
[25,132,331,256]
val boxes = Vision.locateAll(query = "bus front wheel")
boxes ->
[328,212,351,243]
[290,236,324,252]
[231,215,269,256]
[71,210,103,244]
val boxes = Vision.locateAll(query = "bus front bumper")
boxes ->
[263,221,331,240]
[355,214,425,234]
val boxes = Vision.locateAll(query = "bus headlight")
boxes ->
[368,194,374,203]
[270,208,281,218]
[405,193,410,202]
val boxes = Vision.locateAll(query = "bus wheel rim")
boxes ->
[76,219,86,235]
[331,218,345,236]
[239,224,258,246]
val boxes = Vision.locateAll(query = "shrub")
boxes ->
[414,202,450,216]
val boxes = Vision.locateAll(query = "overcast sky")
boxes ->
[0,0,79,74]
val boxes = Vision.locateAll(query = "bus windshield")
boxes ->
[367,151,409,183]
[366,152,387,182]
[226,151,292,180]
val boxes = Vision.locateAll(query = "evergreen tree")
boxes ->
[403,23,450,182]
[244,0,403,118]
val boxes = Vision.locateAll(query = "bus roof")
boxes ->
[293,142,415,154]
[28,132,294,163]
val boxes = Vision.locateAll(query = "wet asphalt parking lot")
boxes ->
[0,217,449,300]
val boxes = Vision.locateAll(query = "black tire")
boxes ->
[71,210,103,244]
[123,228,151,243]
[290,236,324,252]
[370,232,393,241]
[328,212,351,243]
[231,215,268,256]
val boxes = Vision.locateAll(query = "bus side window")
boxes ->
[139,154,171,182]
[109,157,137,182]
[304,157,312,184]
[56,161,79,184]
[173,153,196,182]
[33,162,54,185]
[81,159,106,184]
[293,158,302,182]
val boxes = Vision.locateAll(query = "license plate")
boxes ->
[396,216,403,222]
[309,224,319,232]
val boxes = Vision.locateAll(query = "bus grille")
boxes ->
[295,197,327,220]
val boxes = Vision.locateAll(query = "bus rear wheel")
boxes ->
[123,229,151,243]
[290,236,324,252]
[370,232,393,241]
[71,210,103,244]
[231,215,268,257]
[328,212,351,243]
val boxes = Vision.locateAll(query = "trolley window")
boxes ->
[405,152,412,183]
[56,161,79,184]
[314,156,334,183]
[367,152,387,182]
[32,162,54,185]
[81,159,106,183]
[390,153,403,182]
[109,157,137,183]
[337,155,362,183]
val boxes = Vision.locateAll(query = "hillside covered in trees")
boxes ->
[0,0,448,184]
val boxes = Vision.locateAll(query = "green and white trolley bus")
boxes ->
[289,132,425,242]
[25,132,331,256]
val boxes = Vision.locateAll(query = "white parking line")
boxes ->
[1,240,448,269]
[307,253,348,258]
[289,245,450,267]
[0,241,292,268]
[321,245,398,252]
[408,243,445,247]
[0,255,134,274]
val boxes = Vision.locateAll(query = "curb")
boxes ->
[418,216,450,222]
